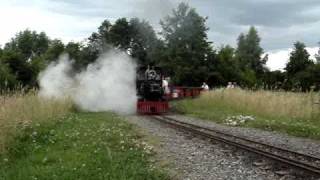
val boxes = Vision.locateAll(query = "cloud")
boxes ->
[266,47,319,71]
[129,0,177,27]
[1,0,320,70]
[0,1,103,45]
[186,0,320,50]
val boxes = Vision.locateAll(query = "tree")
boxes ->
[286,42,313,75]
[0,30,51,88]
[4,30,49,60]
[207,45,240,86]
[316,42,320,64]
[65,42,81,60]
[246,27,266,75]
[235,27,267,87]
[88,20,113,53]
[0,46,3,58]
[34,32,50,56]
[64,42,86,70]
[64,41,99,70]
[1,51,33,87]
[44,39,65,62]
[285,42,314,91]
[0,60,17,90]
[313,63,320,90]
[109,18,131,50]
[263,70,285,90]
[129,18,163,66]
[84,18,164,67]
[160,2,211,86]
[235,33,247,69]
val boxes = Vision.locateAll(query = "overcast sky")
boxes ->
[1,0,320,70]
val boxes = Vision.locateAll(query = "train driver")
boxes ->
[202,82,209,91]
[162,77,170,94]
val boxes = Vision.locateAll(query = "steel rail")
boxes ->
[163,116,320,163]
[151,115,320,176]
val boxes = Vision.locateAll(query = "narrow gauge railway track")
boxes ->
[151,115,320,176]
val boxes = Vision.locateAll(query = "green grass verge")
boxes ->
[173,99,320,140]
[0,112,168,180]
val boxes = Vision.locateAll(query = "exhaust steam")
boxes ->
[38,50,137,114]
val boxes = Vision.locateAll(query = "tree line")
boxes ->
[0,3,319,91]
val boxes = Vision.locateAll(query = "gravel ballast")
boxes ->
[125,115,303,180]
[169,114,320,158]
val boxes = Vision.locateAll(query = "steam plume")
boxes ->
[38,50,137,114]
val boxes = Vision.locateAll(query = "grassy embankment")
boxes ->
[174,88,320,139]
[0,93,168,180]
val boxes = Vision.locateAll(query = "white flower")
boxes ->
[224,115,255,126]
[42,157,48,163]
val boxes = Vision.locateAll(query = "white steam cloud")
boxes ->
[38,50,137,114]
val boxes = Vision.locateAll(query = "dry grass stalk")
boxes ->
[201,88,320,120]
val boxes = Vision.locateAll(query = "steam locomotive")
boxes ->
[136,66,203,114]
[136,66,168,114]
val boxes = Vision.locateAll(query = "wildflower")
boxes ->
[42,157,48,163]
[224,115,255,126]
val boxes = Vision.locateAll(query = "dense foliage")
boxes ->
[0,2,319,91]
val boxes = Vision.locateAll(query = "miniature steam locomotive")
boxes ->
[136,66,168,114]
[137,66,164,101]
[136,66,203,114]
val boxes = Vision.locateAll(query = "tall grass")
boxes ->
[0,92,73,153]
[175,88,320,138]
[202,88,320,120]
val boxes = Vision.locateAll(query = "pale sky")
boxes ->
[0,0,320,71]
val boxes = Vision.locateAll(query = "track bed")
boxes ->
[152,115,320,178]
